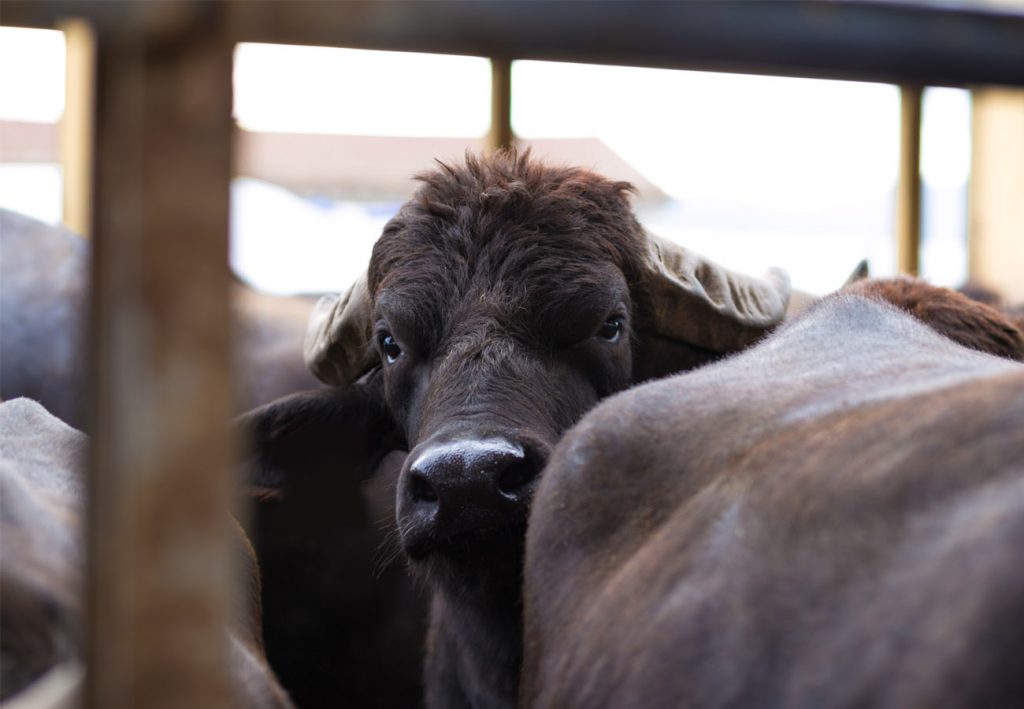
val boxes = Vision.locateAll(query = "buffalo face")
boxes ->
[303,151,790,588]
[376,245,637,584]
[364,161,645,588]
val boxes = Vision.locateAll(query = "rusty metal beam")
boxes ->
[896,84,922,276]
[85,7,235,709]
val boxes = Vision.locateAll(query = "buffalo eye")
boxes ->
[596,317,623,343]
[380,333,402,364]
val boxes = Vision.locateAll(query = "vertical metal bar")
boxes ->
[58,18,96,238]
[86,10,234,709]
[896,84,923,276]
[489,57,514,152]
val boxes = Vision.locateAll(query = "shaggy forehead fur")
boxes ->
[367,152,649,344]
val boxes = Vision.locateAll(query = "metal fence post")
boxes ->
[489,57,514,152]
[85,8,235,708]
[896,84,923,276]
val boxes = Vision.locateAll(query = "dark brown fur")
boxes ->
[958,281,1024,340]
[847,277,1024,360]
[1005,302,1024,335]
[239,386,427,709]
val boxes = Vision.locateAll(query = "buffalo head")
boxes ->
[245,151,790,706]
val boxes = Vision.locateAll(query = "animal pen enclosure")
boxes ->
[2,1,1023,707]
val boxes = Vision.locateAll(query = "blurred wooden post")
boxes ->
[489,57,513,152]
[896,84,922,276]
[59,18,96,238]
[86,7,235,709]
[969,88,1024,302]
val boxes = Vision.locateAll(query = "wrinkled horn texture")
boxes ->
[644,233,791,352]
[303,274,374,386]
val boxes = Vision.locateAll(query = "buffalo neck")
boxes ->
[425,569,523,709]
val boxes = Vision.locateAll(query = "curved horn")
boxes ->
[303,274,375,386]
[643,233,791,352]
[843,259,870,287]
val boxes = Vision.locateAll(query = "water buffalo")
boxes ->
[522,281,1024,708]
[0,398,294,708]
[246,151,792,707]
[0,208,321,429]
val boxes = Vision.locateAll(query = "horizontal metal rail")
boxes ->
[4,1,1024,87]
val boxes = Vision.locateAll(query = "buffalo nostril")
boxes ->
[497,457,539,497]
[410,473,439,503]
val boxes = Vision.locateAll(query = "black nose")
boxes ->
[409,438,539,506]
[399,437,542,556]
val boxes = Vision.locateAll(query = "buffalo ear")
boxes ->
[303,275,376,387]
[640,232,791,352]
[236,375,401,500]
[632,233,791,380]
[237,375,415,701]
